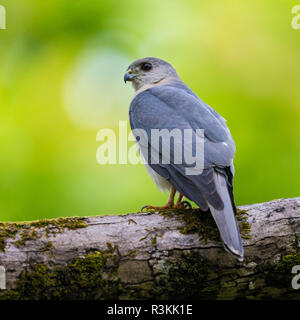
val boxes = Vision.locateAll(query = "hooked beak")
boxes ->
[124,69,137,83]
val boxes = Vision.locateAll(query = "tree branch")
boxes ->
[0,198,299,299]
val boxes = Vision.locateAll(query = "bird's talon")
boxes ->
[181,201,192,209]
[140,204,174,212]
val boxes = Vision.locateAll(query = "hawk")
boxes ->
[124,57,243,260]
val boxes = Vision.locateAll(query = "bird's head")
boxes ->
[124,57,179,91]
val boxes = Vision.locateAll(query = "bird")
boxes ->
[124,57,244,260]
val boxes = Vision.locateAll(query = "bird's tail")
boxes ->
[207,171,244,261]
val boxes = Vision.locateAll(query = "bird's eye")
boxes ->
[141,63,152,71]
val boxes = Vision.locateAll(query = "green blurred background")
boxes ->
[0,0,299,221]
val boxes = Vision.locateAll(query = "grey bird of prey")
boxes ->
[124,57,244,260]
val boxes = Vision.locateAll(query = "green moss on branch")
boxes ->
[0,217,87,253]
[160,207,251,243]
[0,247,123,300]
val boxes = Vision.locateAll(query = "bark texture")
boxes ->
[0,198,300,300]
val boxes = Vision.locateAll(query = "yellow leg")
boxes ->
[175,194,184,208]
[141,187,176,211]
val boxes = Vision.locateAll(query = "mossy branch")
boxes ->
[0,198,300,300]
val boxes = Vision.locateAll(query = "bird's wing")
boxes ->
[129,83,243,259]
[130,84,235,169]
[129,83,235,209]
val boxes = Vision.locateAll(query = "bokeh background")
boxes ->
[0,0,299,221]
